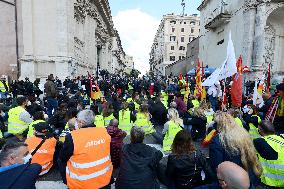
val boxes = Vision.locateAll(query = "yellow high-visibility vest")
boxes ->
[259,135,284,187]
[163,121,182,151]
[8,106,29,135]
[118,110,132,134]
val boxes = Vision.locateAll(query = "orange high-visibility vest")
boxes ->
[25,137,57,175]
[66,127,113,189]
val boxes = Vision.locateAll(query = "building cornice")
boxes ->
[197,0,211,11]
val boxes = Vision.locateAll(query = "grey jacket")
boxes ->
[44,80,57,98]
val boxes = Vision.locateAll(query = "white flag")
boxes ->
[202,31,237,86]
[253,80,258,105]
[218,32,237,80]
[202,68,221,86]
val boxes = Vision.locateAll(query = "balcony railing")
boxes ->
[205,13,231,30]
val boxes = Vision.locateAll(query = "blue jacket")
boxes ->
[0,163,41,189]
[209,135,260,186]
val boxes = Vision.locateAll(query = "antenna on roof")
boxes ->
[181,0,185,16]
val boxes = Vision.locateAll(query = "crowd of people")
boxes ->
[0,72,283,189]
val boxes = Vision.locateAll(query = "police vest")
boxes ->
[249,115,261,140]
[134,112,155,135]
[163,121,182,152]
[27,120,45,138]
[66,127,113,189]
[104,114,115,126]
[26,137,57,175]
[259,135,284,187]
[8,106,29,135]
[235,117,243,128]
[95,115,104,128]
[0,81,8,92]
[118,110,132,135]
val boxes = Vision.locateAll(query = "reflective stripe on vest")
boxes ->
[163,121,182,151]
[70,155,111,169]
[66,164,112,181]
[259,135,284,187]
[118,110,132,134]
[8,106,29,135]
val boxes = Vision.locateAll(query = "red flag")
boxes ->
[87,71,93,97]
[231,56,243,107]
[194,59,202,98]
[179,73,183,81]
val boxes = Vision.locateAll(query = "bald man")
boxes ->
[194,161,254,189]
[217,161,250,189]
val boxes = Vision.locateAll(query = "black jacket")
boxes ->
[115,143,163,189]
[166,150,215,189]
[0,163,41,189]
[151,101,168,126]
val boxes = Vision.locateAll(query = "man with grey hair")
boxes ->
[116,126,163,189]
[76,109,95,128]
[58,110,113,189]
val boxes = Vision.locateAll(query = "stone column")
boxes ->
[251,3,267,78]
[242,7,257,68]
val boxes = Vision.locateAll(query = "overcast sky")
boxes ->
[109,0,201,74]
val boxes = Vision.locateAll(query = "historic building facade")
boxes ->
[165,37,199,76]
[0,0,21,80]
[198,0,284,80]
[149,13,200,76]
[0,0,126,81]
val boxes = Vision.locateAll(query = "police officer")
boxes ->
[58,110,113,189]
[8,96,33,139]
[253,120,284,188]
[25,122,57,175]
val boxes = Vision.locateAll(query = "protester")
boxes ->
[106,119,126,169]
[116,126,163,189]
[190,108,207,141]
[25,122,57,175]
[195,161,253,189]
[209,112,262,186]
[58,110,113,189]
[0,141,41,189]
[166,130,215,188]
[44,74,58,118]
[254,120,284,188]
[8,96,33,139]
[162,108,183,152]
